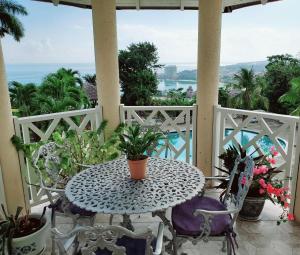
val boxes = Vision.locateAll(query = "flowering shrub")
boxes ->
[249,146,294,224]
[216,145,294,224]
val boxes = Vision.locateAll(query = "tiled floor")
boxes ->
[37,202,300,255]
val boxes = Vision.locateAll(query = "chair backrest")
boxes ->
[54,224,156,255]
[222,155,254,211]
[32,142,68,191]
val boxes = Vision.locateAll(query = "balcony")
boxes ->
[1,104,298,254]
[1,0,300,254]
[3,109,299,250]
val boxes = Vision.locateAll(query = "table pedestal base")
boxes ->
[121,214,134,231]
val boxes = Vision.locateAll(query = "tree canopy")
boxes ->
[119,42,161,106]
[264,54,300,114]
[279,77,300,115]
[10,68,89,117]
[227,68,269,111]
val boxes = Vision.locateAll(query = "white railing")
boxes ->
[120,104,197,165]
[13,106,103,206]
[13,104,300,210]
[213,105,300,211]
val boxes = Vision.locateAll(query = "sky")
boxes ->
[2,0,300,65]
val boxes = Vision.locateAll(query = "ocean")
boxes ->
[5,63,198,92]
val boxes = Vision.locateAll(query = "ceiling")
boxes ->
[33,0,281,13]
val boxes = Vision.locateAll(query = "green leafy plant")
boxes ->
[12,121,124,187]
[119,125,163,160]
[0,205,46,255]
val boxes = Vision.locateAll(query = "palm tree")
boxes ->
[228,68,269,111]
[9,81,37,116]
[34,68,90,115]
[0,0,28,41]
[83,74,96,86]
[33,94,79,115]
[56,68,83,87]
[279,77,300,115]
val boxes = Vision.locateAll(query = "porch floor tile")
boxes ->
[38,205,300,255]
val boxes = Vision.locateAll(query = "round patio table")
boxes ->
[65,157,205,215]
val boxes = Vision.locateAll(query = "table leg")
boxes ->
[121,214,134,231]
[152,210,178,255]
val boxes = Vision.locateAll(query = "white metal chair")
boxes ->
[171,155,254,255]
[33,142,97,255]
[52,222,165,255]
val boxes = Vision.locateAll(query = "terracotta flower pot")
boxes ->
[127,157,148,180]
[239,196,266,221]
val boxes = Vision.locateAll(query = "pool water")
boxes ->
[154,129,287,162]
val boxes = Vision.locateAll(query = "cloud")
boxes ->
[2,18,299,65]
[118,23,300,65]
[118,24,198,64]
[221,25,300,63]
[2,36,94,64]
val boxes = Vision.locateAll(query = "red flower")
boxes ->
[288,214,295,221]
[285,194,292,199]
[259,179,267,188]
[241,176,246,185]
[267,157,276,165]
[270,146,279,156]
[267,184,274,194]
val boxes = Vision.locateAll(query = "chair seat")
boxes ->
[78,236,156,255]
[172,196,231,236]
[50,197,96,217]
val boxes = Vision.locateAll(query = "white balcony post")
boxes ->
[196,0,223,176]
[91,0,120,137]
[0,40,27,213]
[295,158,300,222]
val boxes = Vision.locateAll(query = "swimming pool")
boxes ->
[155,129,287,162]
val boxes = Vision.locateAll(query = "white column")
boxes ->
[0,40,27,213]
[196,0,223,176]
[294,163,300,222]
[91,0,120,137]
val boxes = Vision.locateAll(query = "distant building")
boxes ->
[164,65,177,80]
[186,86,194,99]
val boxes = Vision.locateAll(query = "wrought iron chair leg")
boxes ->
[226,238,232,255]
[152,210,178,255]
[51,208,56,255]
[90,215,96,226]
[72,235,79,255]
[222,239,227,252]
[109,214,114,225]
[172,236,178,255]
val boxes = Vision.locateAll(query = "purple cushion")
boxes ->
[50,198,96,217]
[69,203,96,217]
[85,236,156,255]
[172,196,231,236]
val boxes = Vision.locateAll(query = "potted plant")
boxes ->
[215,145,294,224]
[0,205,49,255]
[119,125,163,180]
